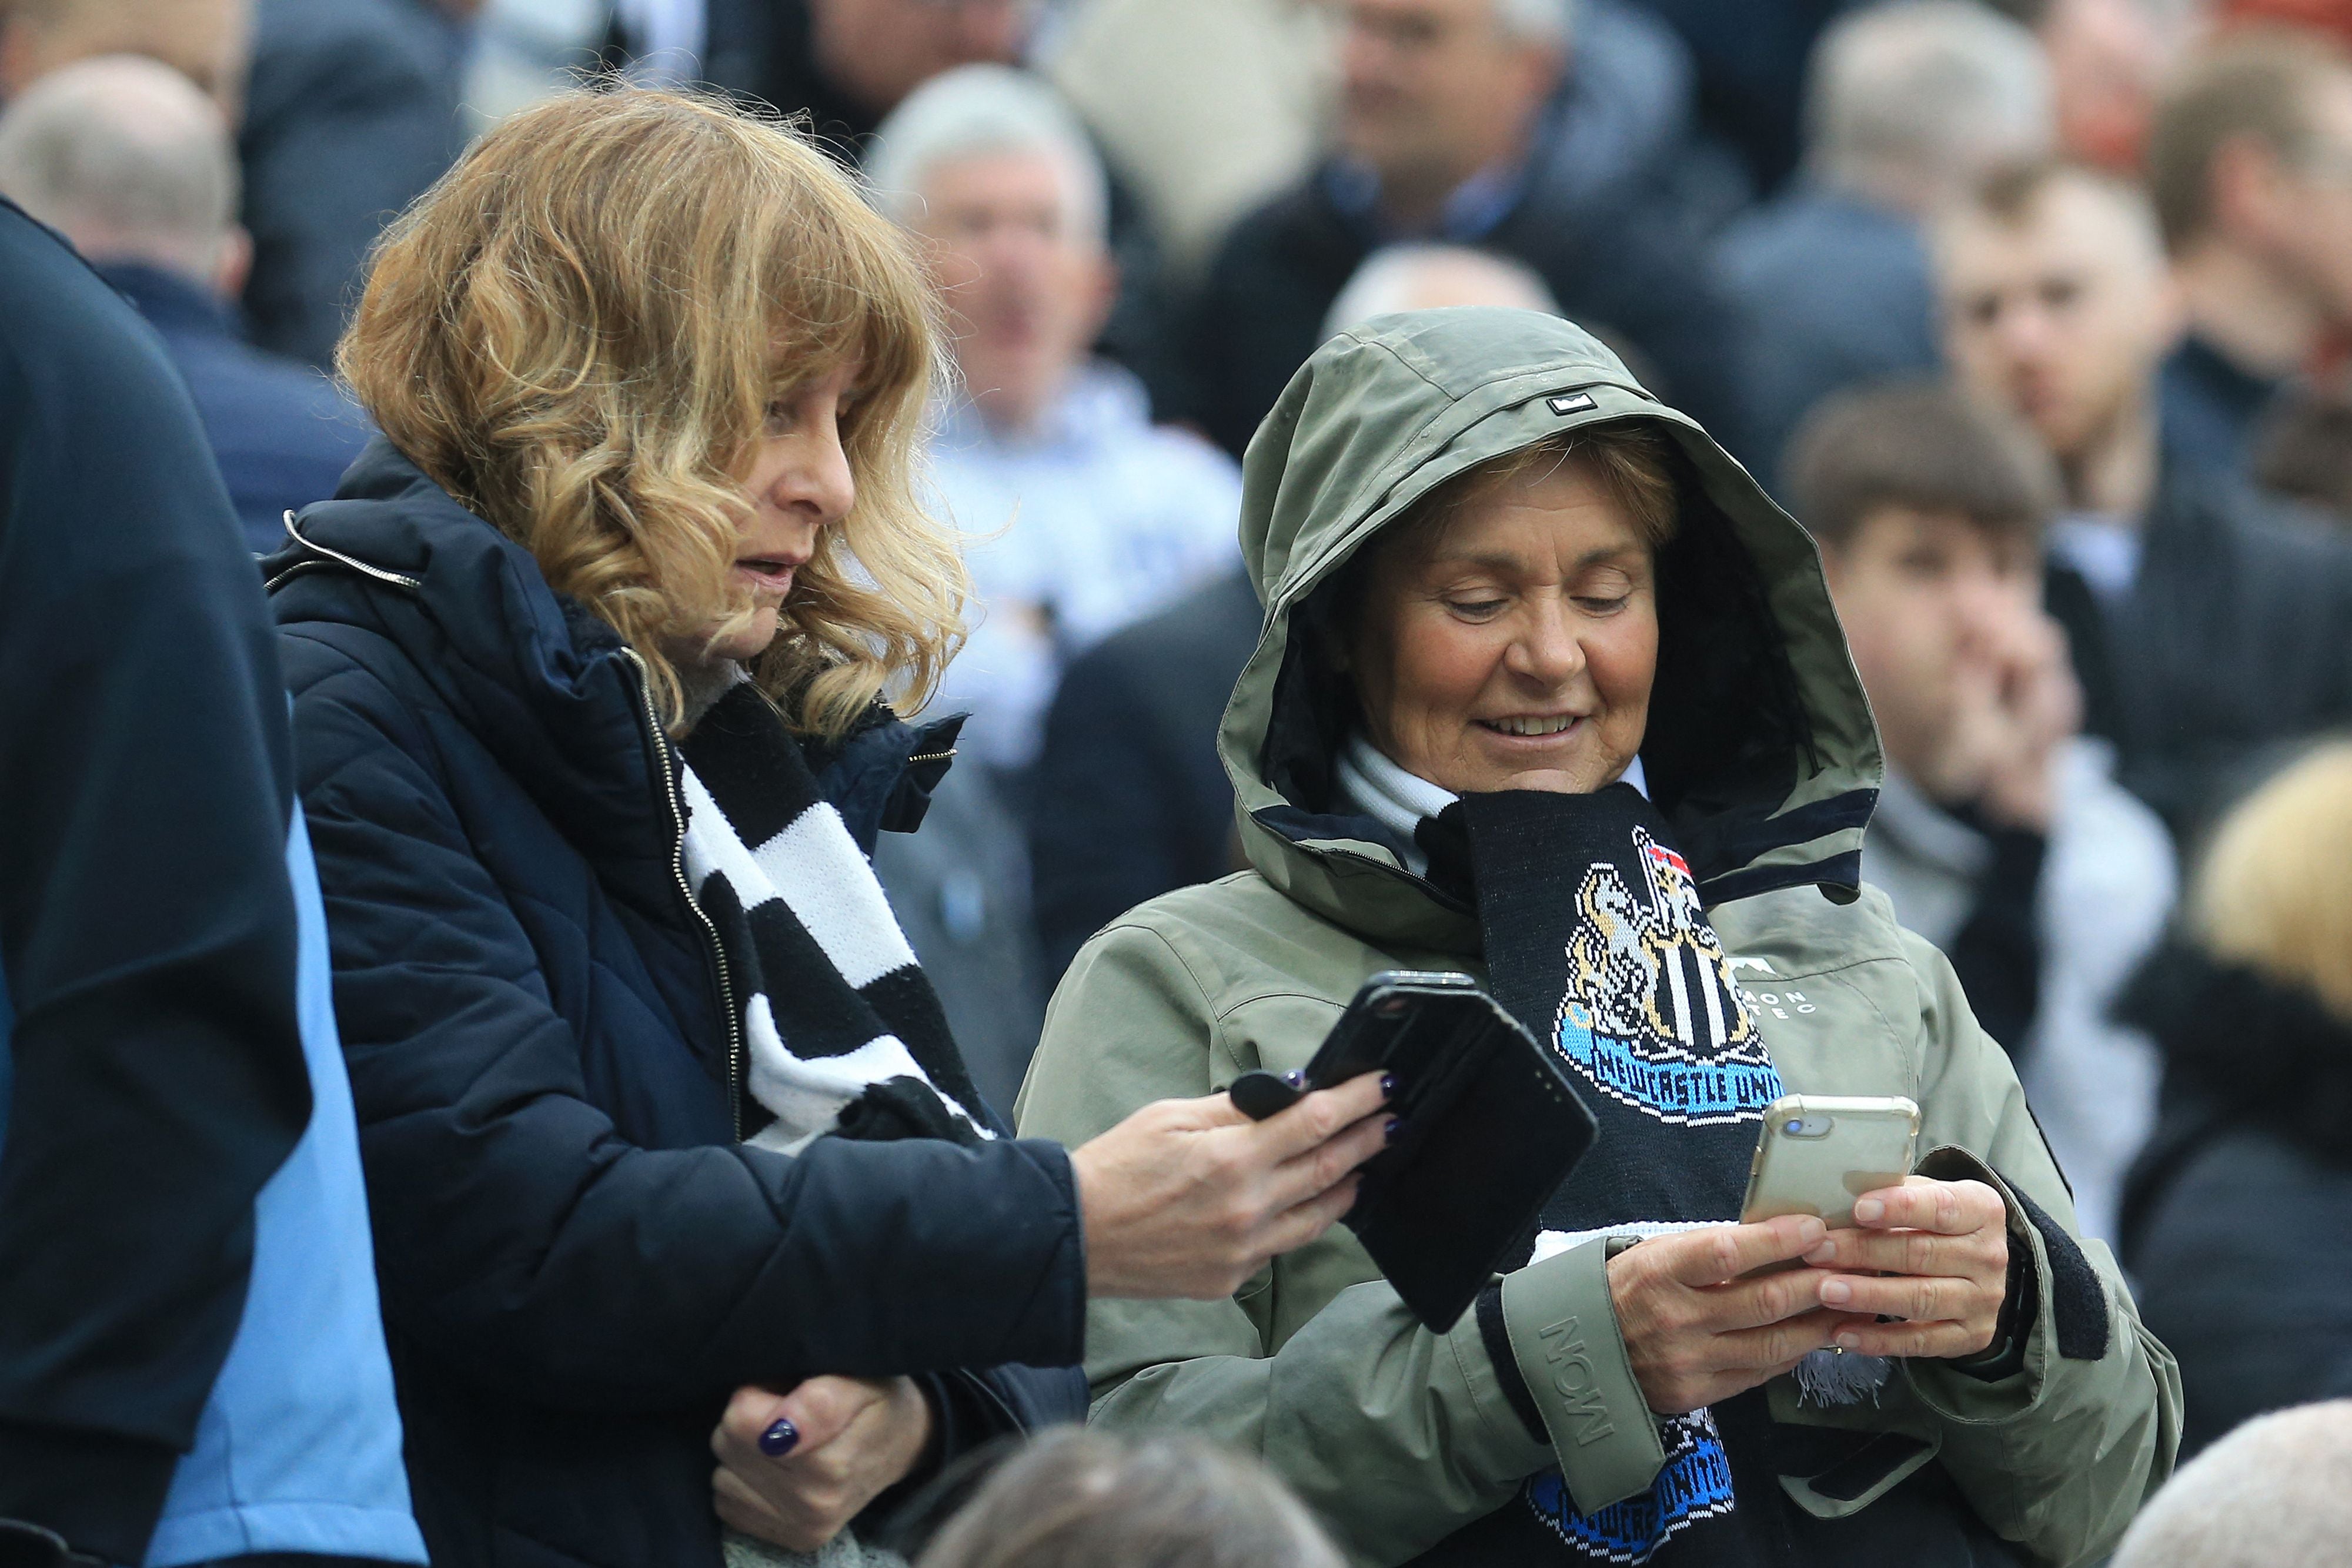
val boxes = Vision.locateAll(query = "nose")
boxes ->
[767,417,856,536]
[1506,594,1586,687]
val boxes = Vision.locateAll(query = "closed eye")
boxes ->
[1449,598,1508,619]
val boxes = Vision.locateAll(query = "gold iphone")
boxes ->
[1739,1094,1922,1231]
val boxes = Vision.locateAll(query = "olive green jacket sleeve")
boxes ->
[1017,921,1664,1564]
[1872,929,2184,1567]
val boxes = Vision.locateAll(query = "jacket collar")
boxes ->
[96,260,238,342]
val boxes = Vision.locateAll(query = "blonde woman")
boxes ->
[2120,742,2352,1458]
[268,88,1389,1568]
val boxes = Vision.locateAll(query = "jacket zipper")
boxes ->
[622,648,746,1141]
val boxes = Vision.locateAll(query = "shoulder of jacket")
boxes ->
[1088,871,1395,1019]
[1710,880,1914,984]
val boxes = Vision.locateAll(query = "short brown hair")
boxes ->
[915,1429,1344,1568]
[1784,379,2058,549]
[2148,32,2351,252]
[340,86,964,738]
[1394,420,1682,559]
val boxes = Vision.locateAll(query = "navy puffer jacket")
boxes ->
[268,440,1088,1568]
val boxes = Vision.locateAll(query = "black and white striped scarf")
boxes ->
[676,682,993,1154]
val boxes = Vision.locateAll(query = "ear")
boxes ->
[1077,246,1119,347]
[2207,132,2287,245]
[213,223,253,302]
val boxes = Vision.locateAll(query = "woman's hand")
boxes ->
[1071,1072,1393,1299]
[1606,1215,1846,1414]
[1800,1175,2012,1360]
[710,1376,933,1550]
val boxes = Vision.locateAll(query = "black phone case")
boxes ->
[1304,971,1600,1333]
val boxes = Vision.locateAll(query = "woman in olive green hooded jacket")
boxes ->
[1015,310,2179,1568]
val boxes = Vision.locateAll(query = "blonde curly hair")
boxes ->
[338,85,964,738]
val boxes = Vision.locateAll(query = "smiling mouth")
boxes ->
[1479,715,1584,738]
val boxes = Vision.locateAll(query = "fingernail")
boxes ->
[1836,1331,1861,1350]
[757,1417,799,1457]
[1282,1069,1305,1088]
[1820,1278,1852,1305]
[1379,1074,1396,1098]
[1806,1241,1836,1263]
[1385,1116,1403,1142]
[1853,1198,1885,1225]
[1795,1217,1826,1244]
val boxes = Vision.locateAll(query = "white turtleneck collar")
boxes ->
[1333,733,1648,874]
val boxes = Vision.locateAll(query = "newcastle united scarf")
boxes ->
[677,683,994,1154]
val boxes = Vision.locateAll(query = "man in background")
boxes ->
[2147,35,2352,480]
[0,55,369,551]
[866,64,1241,1106]
[1935,157,2352,838]
[1028,245,1558,988]
[1713,0,2051,486]
[1789,380,2173,1244]
[1181,0,1738,460]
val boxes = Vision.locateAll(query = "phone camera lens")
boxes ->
[1783,1118,1804,1135]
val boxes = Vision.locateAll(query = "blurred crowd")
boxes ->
[4,0,2352,1560]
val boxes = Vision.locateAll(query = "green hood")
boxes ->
[1218,307,1885,954]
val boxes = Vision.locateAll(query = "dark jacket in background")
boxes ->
[2159,333,2283,486]
[1712,186,1937,486]
[2118,948,2352,1457]
[0,199,354,1564]
[1181,146,1742,462]
[239,0,467,369]
[873,760,1048,1119]
[99,263,372,553]
[1029,567,1261,987]
[268,441,1087,1568]
[1619,0,1850,194]
[2047,454,2352,840]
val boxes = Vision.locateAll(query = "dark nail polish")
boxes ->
[1282,1069,1305,1089]
[1380,1074,1396,1098]
[757,1417,799,1457]
[1385,1116,1403,1142]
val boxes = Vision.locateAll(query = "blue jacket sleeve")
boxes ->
[288,643,1088,1412]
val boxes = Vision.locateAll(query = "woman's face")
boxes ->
[691,360,861,665]
[1348,458,1660,796]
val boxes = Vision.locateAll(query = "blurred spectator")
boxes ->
[1028,248,1555,987]
[866,64,1238,1093]
[1180,0,1741,460]
[2110,1401,2352,1567]
[871,64,1241,776]
[2219,0,2352,44]
[1040,0,1338,280]
[2249,380,2352,519]
[0,0,250,109]
[1630,0,1840,195]
[2117,745,2352,1459]
[238,0,472,368]
[1935,158,2352,837]
[914,1428,1345,1568]
[612,0,1175,413]
[2148,35,2352,480]
[0,192,422,1568]
[619,0,1030,157]
[0,55,370,553]
[1048,0,1702,285]
[1984,0,2199,171]
[1789,380,2174,1245]
[1715,0,2052,487]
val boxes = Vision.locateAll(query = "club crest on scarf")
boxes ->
[1553,826,1782,1126]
